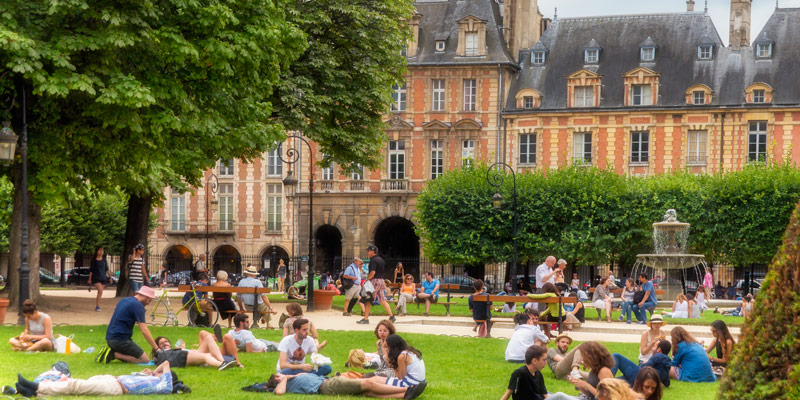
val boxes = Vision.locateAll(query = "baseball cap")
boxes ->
[134,244,145,250]
[365,245,378,253]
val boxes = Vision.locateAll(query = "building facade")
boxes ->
[150,0,800,280]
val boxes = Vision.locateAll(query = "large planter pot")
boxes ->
[312,290,336,311]
[0,298,9,325]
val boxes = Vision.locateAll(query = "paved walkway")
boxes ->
[2,288,739,344]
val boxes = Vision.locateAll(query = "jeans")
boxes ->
[130,280,141,294]
[279,364,332,377]
[397,293,414,314]
[621,301,635,322]
[611,353,640,387]
[633,299,657,322]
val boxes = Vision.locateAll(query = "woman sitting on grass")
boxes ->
[704,320,735,368]
[633,366,663,400]
[9,300,53,352]
[669,326,716,382]
[663,293,690,318]
[373,319,397,378]
[548,341,616,400]
[282,303,326,351]
[368,334,425,388]
[595,378,642,400]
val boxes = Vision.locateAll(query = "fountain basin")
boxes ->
[635,254,706,270]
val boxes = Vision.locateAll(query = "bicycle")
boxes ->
[149,282,220,327]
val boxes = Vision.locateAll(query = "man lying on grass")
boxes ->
[267,372,427,399]
[152,328,239,371]
[15,361,180,397]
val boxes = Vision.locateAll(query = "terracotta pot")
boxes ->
[312,290,336,311]
[0,298,9,325]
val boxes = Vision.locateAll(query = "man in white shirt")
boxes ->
[535,256,560,291]
[228,314,277,353]
[505,311,549,363]
[277,318,331,376]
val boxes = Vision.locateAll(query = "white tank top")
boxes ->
[402,351,426,383]
[28,312,52,339]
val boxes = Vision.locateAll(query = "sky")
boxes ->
[536,0,800,45]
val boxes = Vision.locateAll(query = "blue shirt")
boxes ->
[642,352,672,387]
[422,279,440,297]
[671,342,716,382]
[344,264,361,286]
[642,281,657,303]
[106,297,146,340]
[238,277,264,305]
[118,372,173,395]
[286,373,324,394]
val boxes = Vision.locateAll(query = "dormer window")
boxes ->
[697,45,713,60]
[585,49,598,64]
[752,89,765,103]
[523,96,534,109]
[465,32,478,56]
[532,51,546,65]
[756,43,772,58]
[745,83,773,104]
[435,41,446,52]
[685,84,712,105]
[631,85,652,106]
[693,91,705,105]
[641,47,655,62]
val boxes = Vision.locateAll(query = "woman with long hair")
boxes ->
[664,293,689,318]
[669,326,716,382]
[619,278,637,323]
[638,314,666,364]
[9,300,54,352]
[369,334,425,388]
[705,320,735,367]
[548,341,615,400]
[595,378,642,400]
[633,366,663,400]
[88,246,110,311]
[396,274,416,316]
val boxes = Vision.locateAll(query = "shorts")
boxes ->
[155,349,188,368]
[385,376,422,388]
[372,279,387,303]
[90,278,107,285]
[319,376,363,395]
[345,285,361,300]
[107,339,144,359]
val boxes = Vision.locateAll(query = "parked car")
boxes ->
[439,275,493,293]
[735,279,761,297]
[67,267,91,285]
[39,269,59,284]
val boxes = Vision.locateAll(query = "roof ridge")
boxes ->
[558,11,705,21]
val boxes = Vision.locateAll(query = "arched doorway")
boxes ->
[164,245,194,272]
[314,225,342,275]
[260,246,290,277]
[212,245,241,275]
[374,217,420,280]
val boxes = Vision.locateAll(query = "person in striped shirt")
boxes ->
[127,244,149,294]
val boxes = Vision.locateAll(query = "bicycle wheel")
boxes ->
[149,301,173,326]
[188,299,219,327]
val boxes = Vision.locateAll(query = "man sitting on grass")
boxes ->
[15,361,178,397]
[500,345,549,400]
[230,314,278,353]
[276,318,331,376]
[267,373,426,398]
[505,311,549,363]
[152,329,239,371]
[610,339,672,388]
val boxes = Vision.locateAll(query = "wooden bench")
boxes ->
[387,283,459,316]
[471,294,578,334]
[175,285,272,328]
[586,288,665,320]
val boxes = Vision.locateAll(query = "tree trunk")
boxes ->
[115,193,152,297]
[6,159,42,311]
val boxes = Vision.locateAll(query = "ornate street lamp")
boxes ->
[1,72,30,325]
[278,135,316,310]
[486,162,519,293]
[205,173,219,273]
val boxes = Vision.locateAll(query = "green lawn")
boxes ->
[0,325,719,399]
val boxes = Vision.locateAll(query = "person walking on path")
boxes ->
[127,244,149,294]
[703,267,713,300]
[194,254,207,281]
[276,259,287,293]
[88,246,111,312]
[357,246,395,325]
[342,257,364,316]
[95,286,159,364]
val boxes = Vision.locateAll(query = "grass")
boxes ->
[0,325,719,399]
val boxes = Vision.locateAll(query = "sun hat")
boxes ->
[647,314,664,326]
[555,332,573,345]
[244,265,259,276]
[135,286,156,299]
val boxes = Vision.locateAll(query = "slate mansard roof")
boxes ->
[410,0,516,66]
[506,8,800,112]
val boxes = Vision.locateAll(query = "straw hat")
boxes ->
[647,314,664,326]
[244,265,259,276]
[555,332,572,345]
[135,286,156,299]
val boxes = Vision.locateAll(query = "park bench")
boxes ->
[175,285,272,328]
[471,294,578,335]
[586,287,665,320]
[387,282,459,316]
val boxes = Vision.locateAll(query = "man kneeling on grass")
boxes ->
[501,345,578,400]
[267,372,426,399]
[15,361,179,397]
[152,328,239,371]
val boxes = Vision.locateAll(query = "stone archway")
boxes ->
[374,217,420,279]
[314,224,342,275]
[260,246,289,277]
[212,245,241,275]
[164,245,194,272]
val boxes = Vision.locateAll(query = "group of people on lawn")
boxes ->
[500,306,735,400]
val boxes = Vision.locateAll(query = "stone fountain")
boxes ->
[632,209,708,300]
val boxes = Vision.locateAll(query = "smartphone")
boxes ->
[175,339,184,348]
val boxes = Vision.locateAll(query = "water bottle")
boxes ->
[65,337,72,355]
[83,347,95,354]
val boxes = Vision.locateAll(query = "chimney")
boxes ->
[687,0,695,11]
[729,0,752,50]
[503,0,543,62]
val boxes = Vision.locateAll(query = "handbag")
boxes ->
[633,290,646,304]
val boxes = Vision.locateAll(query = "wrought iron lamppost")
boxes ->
[279,135,316,310]
[205,173,219,272]
[0,72,29,325]
[486,162,519,293]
